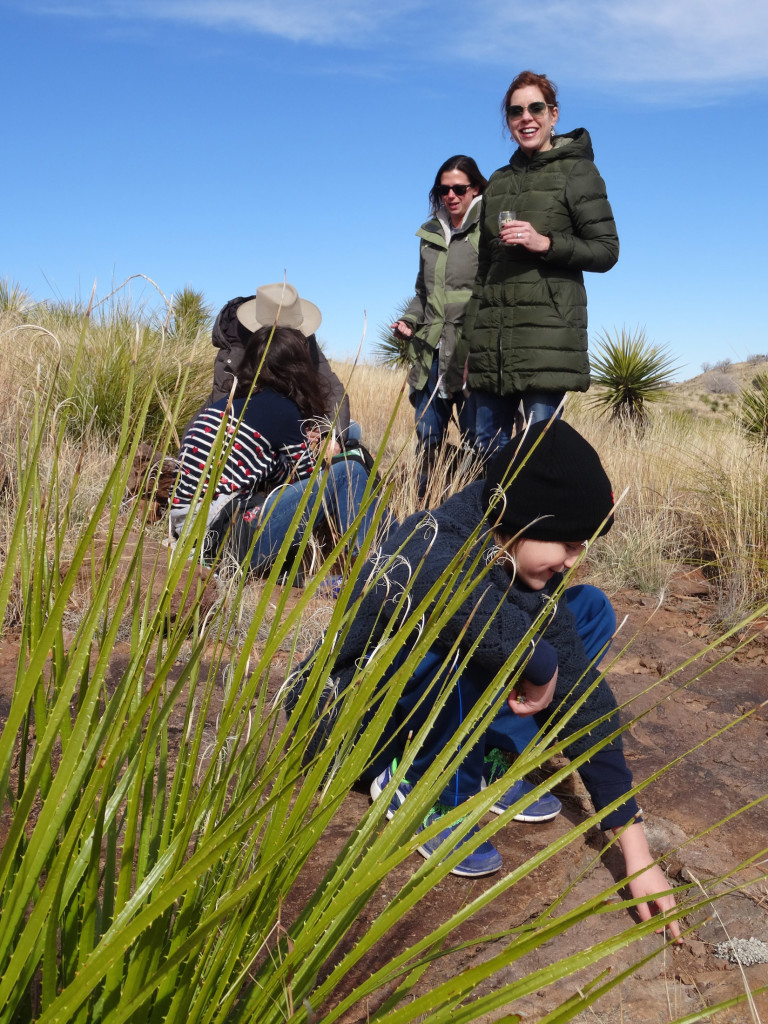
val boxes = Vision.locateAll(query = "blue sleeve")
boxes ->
[520,638,557,686]
[577,746,642,830]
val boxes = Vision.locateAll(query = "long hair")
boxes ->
[235,325,330,420]
[428,155,488,217]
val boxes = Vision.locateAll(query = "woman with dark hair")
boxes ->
[171,323,373,573]
[208,282,352,445]
[462,71,619,456]
[391,155,488,496]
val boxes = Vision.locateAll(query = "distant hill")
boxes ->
[665,355,768,422]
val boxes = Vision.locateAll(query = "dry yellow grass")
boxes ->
[2,317,766,628]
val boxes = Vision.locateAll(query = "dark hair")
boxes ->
[428,155,488,216]
[235,325,330,420]
[501,71,559,128]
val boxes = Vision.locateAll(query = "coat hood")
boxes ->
[509,127,595,170]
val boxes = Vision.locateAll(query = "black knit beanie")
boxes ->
[481,420,614,541]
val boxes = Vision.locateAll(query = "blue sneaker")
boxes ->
[369,760,414,819]
[482,748,561,822]
[416,804,503,877]
[370,761,502,878]
[316,574,344,599]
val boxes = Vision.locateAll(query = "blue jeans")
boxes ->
[411,352,470,451]
[365,584,615,806]
[473,390,565,459]
[235,460,375,571]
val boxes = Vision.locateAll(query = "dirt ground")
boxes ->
[1,566,767,1023]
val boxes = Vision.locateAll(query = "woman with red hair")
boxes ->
[463,71,619,456]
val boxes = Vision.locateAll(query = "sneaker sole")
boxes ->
[481,778,561,822]
[489,802,560,822]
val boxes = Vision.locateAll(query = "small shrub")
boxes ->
[713,358,732,372]
[704,372,738,395]
[701,361,712,373]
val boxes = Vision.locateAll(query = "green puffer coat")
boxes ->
[462,128,618,397]
[401,198,481,396]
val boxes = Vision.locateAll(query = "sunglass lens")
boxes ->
[507,102,548,118]
[439,184,470,196]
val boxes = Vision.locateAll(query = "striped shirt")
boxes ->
[173,389,315,512]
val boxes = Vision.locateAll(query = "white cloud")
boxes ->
[18,0,768,86]
[451,0,768,87]
[24,0,426,46]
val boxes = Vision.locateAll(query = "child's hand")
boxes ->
[508,669,557,716]
[615,823,682,942]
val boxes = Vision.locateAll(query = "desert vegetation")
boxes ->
[0,286,766,1023]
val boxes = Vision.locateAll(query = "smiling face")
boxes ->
[439,169,477,227]
[512,538,585,590]
[507,84,559,157]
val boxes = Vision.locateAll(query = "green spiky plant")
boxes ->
[0,278,33,316]
[1,313,767,1024]
[167,286,214,343]
[590,327,680,426]
[375,297,415,368]
[739,371,768,444]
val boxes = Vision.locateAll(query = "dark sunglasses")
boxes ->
[506,101,554,119]
[437,184,473,197]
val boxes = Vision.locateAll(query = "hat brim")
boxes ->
[235,296,322,337]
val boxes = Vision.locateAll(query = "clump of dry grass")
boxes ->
[569,402,768,617]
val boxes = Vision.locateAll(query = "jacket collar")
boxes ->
[432,194,483,245]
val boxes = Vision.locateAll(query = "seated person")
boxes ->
[208,282,354,448]
[170,323,373,573]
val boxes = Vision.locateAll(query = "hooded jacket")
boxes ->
[285,481,638,827]
[400,198,481,396]
[462,129,618,397]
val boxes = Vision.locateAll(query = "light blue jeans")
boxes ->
[235,460,375,571]
[473,390,564,459]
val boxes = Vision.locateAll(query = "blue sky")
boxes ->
[2,0,767,378]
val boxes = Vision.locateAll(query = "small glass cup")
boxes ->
[498,210,516,230]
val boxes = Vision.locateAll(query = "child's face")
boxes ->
[514,538,587,590]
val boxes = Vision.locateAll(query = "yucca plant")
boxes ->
[0,323,766,1024]
[375,297,415,368]
[739,371,768,444]
[590,327,680,426]
[167,286,214,343]
[0,278,34,317]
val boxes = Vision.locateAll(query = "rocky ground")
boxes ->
[1,566,766,1023]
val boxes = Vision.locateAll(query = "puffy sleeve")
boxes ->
[541,160,619,273]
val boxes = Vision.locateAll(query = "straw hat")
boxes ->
[235,282,322,337]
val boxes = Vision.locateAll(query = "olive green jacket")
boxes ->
[401,198,481,395]
[462,129,618,397]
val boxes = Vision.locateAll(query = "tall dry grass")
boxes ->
[331,366,768,621]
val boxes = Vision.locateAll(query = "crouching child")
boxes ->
[285,419,681,939]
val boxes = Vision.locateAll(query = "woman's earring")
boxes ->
[550,127,556,140]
